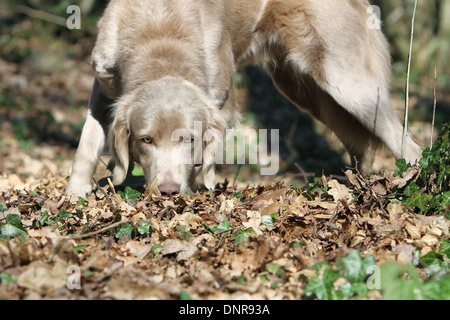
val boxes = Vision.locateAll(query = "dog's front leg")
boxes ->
[202,163,216,190]
[66,79,111,196]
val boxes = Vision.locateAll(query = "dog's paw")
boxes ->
[65,179,93,197]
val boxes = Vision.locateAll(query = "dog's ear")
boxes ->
[201,129,219,189]
[109,108,130,185]
[201,108,227,189]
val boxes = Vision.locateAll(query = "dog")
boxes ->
[65,0,422,196]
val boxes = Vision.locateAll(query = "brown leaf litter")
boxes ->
[0,168,448,300]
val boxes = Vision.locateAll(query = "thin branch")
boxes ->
[352,165,390,219]
[233,164,243,188]
[71,220,132,240]
[430,65,437,149]
[402,0,418,159]
[215,226,242,236]
[13,5,67,27]
[93,178,117,212]
[294,163,310,186]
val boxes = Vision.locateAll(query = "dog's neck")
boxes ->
[119,39,208,95]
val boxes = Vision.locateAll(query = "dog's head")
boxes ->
[109,77,226,195]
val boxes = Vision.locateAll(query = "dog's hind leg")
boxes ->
[259,1,422,173]
[267,55,381,174]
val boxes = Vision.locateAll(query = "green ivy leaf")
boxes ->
[115,222,134,239]
[232,227,257,245]
[40,211,49,226]
[266,263,285,276]
[0,214,28,239]
[204,220,231,234]
[75,197,86,211]
[420,250,439,265]
[423,277,450,300]
[118,186,141,200]
[0,272,17,285]
[232,192,243,199]
[137,221,152,236]
[150,244,162,259]
[380,262,425,300]
[54,210,73,223]
[406,192,430,211]
[439,240,450,259]
[304,266,341,300]
[304,277,328,300]
[261,215,274,227]
[179,290,192,300]
[338,250,375,283]
[395,158,411,176]
[440,192,450,208]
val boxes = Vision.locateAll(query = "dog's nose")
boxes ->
[158,181,181,196]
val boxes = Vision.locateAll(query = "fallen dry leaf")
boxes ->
[144,176,161,200]
[161,239,198,261]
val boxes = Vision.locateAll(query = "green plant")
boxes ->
[304,244,450,300]
[395,122,450,214]
[232,227,257,245]
[0,214,28,240]
[204,220,257,245]
[114,222,134,239]
[302,176,330,201]
[137,221,152,237]
[204,220,232,235]
[114,220,153,240]
[0,272,17,286]
[175,225,192,240]
[261,213,278,227]
[259,263,286,288]
[380,256,450,300]
[118,186,141,201]
[304,250,375,300]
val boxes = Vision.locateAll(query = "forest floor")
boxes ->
[0,18,449,300]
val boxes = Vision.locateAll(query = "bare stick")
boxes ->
[430,65,437,149]
[93,178,117,212]
[401,0,418,158]
[233,164,243,188]
[294,163,310,186]
[71,220,132,240]
[14,5,67,27]
[215,226,242,236]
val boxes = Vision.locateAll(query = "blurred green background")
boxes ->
[0,0,449,185]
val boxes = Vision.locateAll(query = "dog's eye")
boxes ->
[141,137,153,144]
[182,137,194,144]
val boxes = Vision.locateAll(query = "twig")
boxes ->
[71,220,132,240]
[215,226,242,236]
[233,164,243,188]
[401,0,418,158]
[294,163,310,186]
[325,203,340,230]
[45,171,71,189]
[430,65,437,149]
[353,166,389,219]
[93,178,117,212]
[13,5,67,27]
